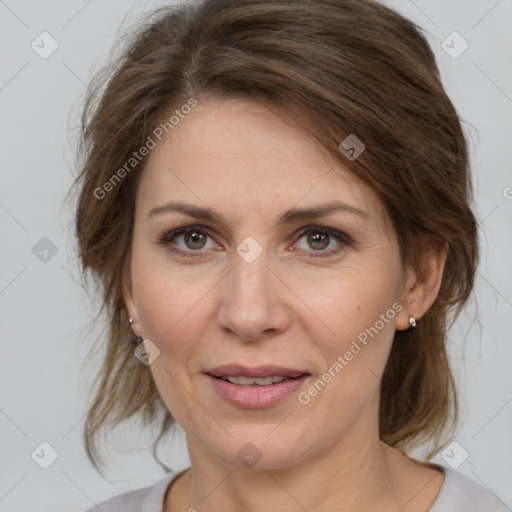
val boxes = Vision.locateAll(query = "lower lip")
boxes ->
[206,374,310,408]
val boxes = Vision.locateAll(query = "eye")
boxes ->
[158,226,218,258]
[293,227,351,257]
[177,230,209,250]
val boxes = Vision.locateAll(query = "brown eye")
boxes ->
[307,231,330,251]
[294,227,351,257]
[159,226,216,258]
[182,231,207,250]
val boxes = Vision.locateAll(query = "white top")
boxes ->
[85,466,511,512]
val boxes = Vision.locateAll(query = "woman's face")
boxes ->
[125,98,414,470]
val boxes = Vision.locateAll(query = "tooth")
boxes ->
[223,376,290,386]
[239,376,258,385]
[254,377,274,386]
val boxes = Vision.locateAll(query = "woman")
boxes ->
[74,0,509,510]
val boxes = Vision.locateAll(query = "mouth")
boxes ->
[204,365,311,408]
[205,364,309,383]
[209,374,308,386]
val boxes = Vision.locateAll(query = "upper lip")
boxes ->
[205,364,309,379]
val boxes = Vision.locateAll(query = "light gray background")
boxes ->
[1,0,511,510]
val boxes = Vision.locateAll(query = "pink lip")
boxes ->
[206,373,310,409]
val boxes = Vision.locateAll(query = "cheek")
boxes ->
[293,285,398,439]
[292,260,400,340]
[290,261,400,390]
[131,261,216,423]
[131,248,217,343]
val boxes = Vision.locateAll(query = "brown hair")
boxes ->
[72,0,478,473]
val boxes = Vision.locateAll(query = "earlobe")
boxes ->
[124,296,142,339]
[122,267,141,337]
[124,294,139,331]
[128,317,143,342]
[395,240,448,331]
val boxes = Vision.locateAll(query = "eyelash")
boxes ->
[157,225,352,259]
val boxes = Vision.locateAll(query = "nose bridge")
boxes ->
[229,250,271,312]
[217,246,288,340]
[230,231,272,294]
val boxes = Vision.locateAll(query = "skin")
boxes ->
[124,98,448,511]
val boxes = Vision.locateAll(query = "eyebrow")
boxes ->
[147,200,370,226]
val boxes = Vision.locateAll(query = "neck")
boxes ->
[179,431,400,511]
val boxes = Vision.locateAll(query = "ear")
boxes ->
[122,262,142,337]
[395,239,449,331]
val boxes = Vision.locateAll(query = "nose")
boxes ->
[217,250,291,341]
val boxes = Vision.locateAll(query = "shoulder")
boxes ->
[82,472,179,512]
[429,467,511,512]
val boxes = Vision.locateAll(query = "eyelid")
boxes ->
[157,225,220,258]
[291,226,352,258]
[158,225,214,245]
[294,226,352,246]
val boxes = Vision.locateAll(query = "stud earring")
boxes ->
[128,317,142,343]
[409,316,417,328]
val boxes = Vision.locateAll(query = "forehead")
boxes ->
[137,98,389,231]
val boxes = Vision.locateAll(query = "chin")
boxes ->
[207,426,314,471]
